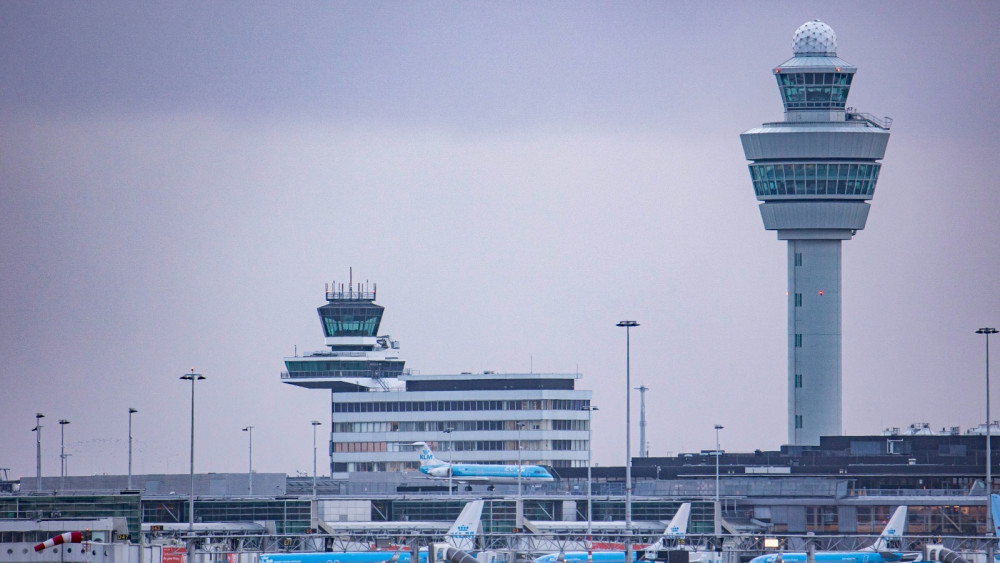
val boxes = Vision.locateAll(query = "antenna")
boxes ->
[635,385,650,457]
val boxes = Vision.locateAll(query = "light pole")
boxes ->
[312,420,321,497]
[59,419,70,489]
[128,408,137,490]
[180,369,205,535]
[443,427,454,496]
[714,424,724,536]
[242,426,254,495]
[33,413,44,491]
[978,327,997,536]
[581,404,599,561]
[517,421,526,530]
[617,320,639,563]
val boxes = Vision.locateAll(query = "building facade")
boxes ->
[283,280,592,473]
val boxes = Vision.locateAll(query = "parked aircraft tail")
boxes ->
[445,500,484,551]
[640,503,691,560]
[992,494,1000,537]
[413,442,444,468]
[868,505,907,552]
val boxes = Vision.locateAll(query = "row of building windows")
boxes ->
[333,419,588,433]
[320,306,383,337]
[777,72,854,87]
[552,440,589,451]
[769,505,988,535]
[332,439,584,454]
[749,162,881,197]
[781,86,850,109]
[333,399,590,414]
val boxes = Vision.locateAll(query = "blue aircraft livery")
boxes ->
[747,506,916,563]
[414,442,555,484]
[532,503,725,563]
[992,494,1000,538]
[259,501,484,563]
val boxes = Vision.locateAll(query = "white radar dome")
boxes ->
[792,20,837,56]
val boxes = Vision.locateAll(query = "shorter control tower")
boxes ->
[282,278,405,391]
[740,21,891,446]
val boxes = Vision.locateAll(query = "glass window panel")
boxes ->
[785,87,805,103]
[804,163,816,194]
[806,87,829,103]
[831,87,848,106]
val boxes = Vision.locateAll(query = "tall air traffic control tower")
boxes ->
[740,21,891,445]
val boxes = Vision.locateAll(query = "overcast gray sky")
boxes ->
[2,1,999,480]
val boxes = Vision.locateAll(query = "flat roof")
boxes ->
[401,372,581,381]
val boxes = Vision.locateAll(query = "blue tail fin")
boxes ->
[992,494,1000,537]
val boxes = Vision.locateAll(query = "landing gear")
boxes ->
[465,485,473,491]
[487,485,495,491]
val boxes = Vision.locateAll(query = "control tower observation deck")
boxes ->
[740,21,891,446]
[281,280,405,392]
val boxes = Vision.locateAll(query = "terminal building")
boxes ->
[281,278,592,472]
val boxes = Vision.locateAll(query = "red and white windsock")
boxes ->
[34,531,84,552]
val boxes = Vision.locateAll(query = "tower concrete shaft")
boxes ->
[741,20,890,445]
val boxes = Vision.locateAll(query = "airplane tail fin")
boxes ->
[663,503,692,538]
[445,500,484,551]
[413,442,442,468]
[641,503,691,559]
[992,494,1000,537]
[869,505,907,552]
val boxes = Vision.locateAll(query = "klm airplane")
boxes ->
[259,500,484,563]
[414,442,555,485]
[748,506,916,563]
[533,503,722,563]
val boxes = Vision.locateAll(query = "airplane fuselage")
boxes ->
[420,463,554,483]
[535,550,722,563]
[750,553,908,563]
[261,552,426,563]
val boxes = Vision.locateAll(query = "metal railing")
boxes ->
[846,108,893,129]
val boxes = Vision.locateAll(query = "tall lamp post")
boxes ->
[180,369,205,535]
[242,426,254,495]
[33,413,44,491]
[59,419,70,489]
[311,420,321,497]
[128,408,137,490]
[443,427,454,496]
[617,320,639,563]
[516,421,526,530]
[978,327,997,536]
[582,404,599,562]
[714,424,724,536]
